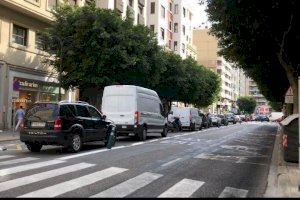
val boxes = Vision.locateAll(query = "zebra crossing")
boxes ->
[0,155,249,198]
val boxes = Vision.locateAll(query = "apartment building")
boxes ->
[0,0,85,129]
[193,28,246,113]
[248,79,268,106]
[95,0,147,25]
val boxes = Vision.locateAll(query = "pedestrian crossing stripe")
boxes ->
[0,155,15,160]
[0,163,94,193]
[19,167,128,197]
[0,157,39,166]
[91,172,162,198]
[218,187,248,198]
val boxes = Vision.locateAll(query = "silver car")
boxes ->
[210,114,222,127]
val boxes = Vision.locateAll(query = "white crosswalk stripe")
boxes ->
[0,159,65,176]
[0,157,39,166]
[218,187,248,198]
[91,172,163,198]
[0,155,15,160]
[158,179,205,197]
[0,163,94,192]
[19,167,128,197]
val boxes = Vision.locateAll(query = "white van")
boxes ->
[171,106,202,131]
[101,85,167,141]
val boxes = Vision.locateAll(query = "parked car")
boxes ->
[245,114,251,122]
[101,85,167,141]
[269,112,284,122]
[20,101,114,153]
[199,112,211,128]
[239,115,246,121]
[171,107,202,131]
[210,114,222,127]
[218,114,229,126]
[225,113,237,124]
[255,115,270,122]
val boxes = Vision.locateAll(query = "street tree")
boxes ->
[206,0,299,113]
[237,96,257,114]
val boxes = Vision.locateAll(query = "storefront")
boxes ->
[7,69,66,129]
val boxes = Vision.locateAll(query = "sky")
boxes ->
[187,0,211,29]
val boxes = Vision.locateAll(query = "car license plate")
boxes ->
[122,125,127,129]
[31,122,46,127]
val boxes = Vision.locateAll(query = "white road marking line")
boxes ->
[131,142,145,146]
[218,187,248,198]
[158,179,205,197]
[0,155,15,160]
[161,158,182,167]
[91,172,162,197]
[0,157,39,166]
[0,163,94,192]
[58,149,109,160]
[19,167,128,197]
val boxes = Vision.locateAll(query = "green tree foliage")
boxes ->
[206,0,300,113]
[44,4,221,111]
[237,96,257,114]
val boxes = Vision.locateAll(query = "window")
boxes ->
[150,2,155,14]
[60,105,74,118]
[168,40,172,49]
[161,28,165,40]
[174,4,178,14]
[139,5,143,14]
[69,0,76,5]
[169,2,172,12]
[88,106,102,119]
[67,105,76,116]
[174,41,178,51]
[12,24,27,46]
[169,22,172,30]
[129,0,133,7]
[150,25,155,32]
[48,0,58,9]
[161,6,165,18]
[35,32,45,50]
[183,7,186,17]
[76,105,90,117]
[174,23,178,33]
[182,43,185,53]
[182,25,185,35]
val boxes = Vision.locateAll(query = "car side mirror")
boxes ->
[102,115,107,120]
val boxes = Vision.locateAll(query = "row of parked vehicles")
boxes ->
[19,85,244,153]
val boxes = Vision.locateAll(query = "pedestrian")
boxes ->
[15,106,25,131]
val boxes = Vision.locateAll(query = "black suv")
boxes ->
[20,101,115,153]
[218,114,229,126]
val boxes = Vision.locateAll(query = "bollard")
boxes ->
[106,125,116,149]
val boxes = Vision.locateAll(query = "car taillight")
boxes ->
[134,111,139,125]
[54,117,62,131]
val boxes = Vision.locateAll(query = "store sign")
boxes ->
[19,80,38,88]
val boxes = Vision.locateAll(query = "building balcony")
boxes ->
[114,0,123,13]
[137,13,144,25]
[0,0,53,23]
[138,0,145,7]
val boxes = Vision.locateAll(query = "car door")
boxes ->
[75,105,94,141]
[88,106,107,140]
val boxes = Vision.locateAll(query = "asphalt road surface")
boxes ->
[0,122,278,198]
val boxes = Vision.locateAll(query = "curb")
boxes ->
[264,126,281,197]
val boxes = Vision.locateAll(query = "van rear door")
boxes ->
[102,95,136,126]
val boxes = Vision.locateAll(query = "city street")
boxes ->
[0,122,278,198]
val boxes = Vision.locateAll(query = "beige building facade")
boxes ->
[0,0,81,129]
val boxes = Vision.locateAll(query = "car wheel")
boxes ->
[69,133,82,153]
[26,143,42,152]
[161,126,168,137]
[138,127,147,141]
[199,124,202,130]
[190,123,196,131]
[217,123,220,128]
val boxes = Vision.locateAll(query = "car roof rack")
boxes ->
[59,100,89,104]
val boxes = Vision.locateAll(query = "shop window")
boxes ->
[12,24,27,46]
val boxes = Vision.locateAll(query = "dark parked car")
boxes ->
[199,112,211,128]
[218,114,229,126]
[255,115,270,122]
[225,113,237,124]
[20,101,115,153]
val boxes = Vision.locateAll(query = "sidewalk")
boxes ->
[0,129,20,142]
[264,126,300,197]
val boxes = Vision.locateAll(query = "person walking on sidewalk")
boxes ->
[15,106,25,131]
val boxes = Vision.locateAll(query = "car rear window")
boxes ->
[26,103,59,121]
